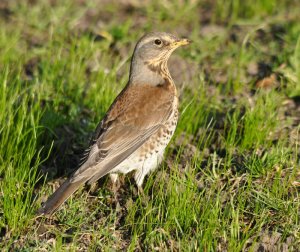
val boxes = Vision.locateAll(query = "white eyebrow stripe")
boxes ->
[137,34,175,49]
[161,35,173,43]
[138,37,155,47]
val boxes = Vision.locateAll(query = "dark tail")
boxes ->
[37,178,86,215]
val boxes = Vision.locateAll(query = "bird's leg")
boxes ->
[137,185,145,197]
[109,173,122,210]
[109,173,119,198]
[134,170,148,198]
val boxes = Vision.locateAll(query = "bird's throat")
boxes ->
[129,59,172,87]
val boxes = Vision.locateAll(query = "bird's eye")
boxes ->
[154,39,162,45]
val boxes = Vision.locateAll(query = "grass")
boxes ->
[0,0,300,250]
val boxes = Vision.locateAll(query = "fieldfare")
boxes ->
[38,32,190,215]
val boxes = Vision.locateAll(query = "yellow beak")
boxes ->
[172,38,191,47]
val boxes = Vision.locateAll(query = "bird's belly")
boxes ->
[111,144,165,175]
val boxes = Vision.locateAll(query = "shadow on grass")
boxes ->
[36,104,93,184]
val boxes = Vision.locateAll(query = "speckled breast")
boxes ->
[138,102,178,161]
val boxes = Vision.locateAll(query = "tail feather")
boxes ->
[37,178,86,215]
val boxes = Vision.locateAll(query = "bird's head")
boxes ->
[133,32,190,64]
[130,32,190,84]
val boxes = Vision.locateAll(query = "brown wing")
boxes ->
[71,83,176,183]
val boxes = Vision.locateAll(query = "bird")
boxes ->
[38,32,190,215]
